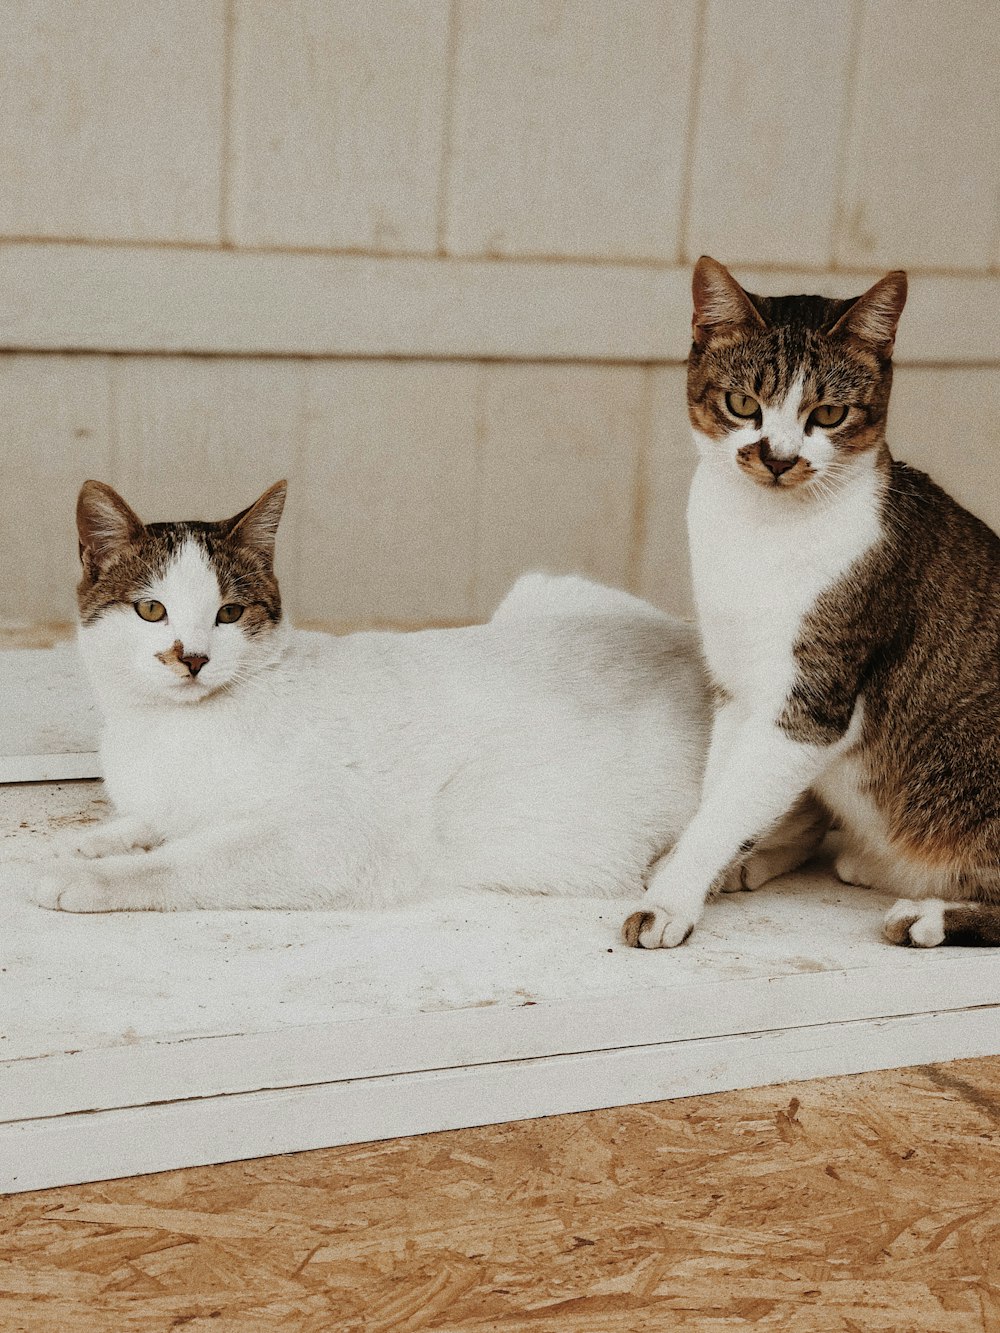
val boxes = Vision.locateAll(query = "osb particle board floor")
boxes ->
[2,1057,998,1333]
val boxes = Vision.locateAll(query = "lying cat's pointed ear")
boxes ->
[829,271,907,358]
[77,481,144,572]
[223,480,287,560]
[691,256,765,346]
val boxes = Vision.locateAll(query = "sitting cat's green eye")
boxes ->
[135,599,166,623]
[725,392,760,419]
[809,404,848,429]
[216,603,245,625]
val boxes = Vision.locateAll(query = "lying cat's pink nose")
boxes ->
[762,455,797,477]
[180,653,209,677]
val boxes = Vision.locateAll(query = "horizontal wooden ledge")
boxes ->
[9,955,998,1124]
[6,1005,1000,1194]
[0,242,997,363]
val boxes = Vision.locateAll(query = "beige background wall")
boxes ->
[1,0,998,629]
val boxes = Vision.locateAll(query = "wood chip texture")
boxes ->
[2,1058,999,1331]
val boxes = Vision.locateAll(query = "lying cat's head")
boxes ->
[687,256,907,494]
[75,481,287,704]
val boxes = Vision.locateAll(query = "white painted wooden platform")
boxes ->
[3,777,1000,1196]
[0,646,99,783]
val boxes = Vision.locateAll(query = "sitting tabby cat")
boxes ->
[624,256,1000,951]
[34,480,818,917]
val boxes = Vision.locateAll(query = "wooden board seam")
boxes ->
[5,1004,1000,1194]
[9,998,999,1130]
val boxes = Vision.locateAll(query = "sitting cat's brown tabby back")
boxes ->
[624,256,1000,950]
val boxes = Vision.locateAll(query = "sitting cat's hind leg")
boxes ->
[719,794,830,893]
[884,898,1000,948]
[833,848,881,888]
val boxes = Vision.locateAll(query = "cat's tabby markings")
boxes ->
[624,257,1000,951]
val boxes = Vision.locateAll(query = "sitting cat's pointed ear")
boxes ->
[829,271,907,358]
[692,256,765,346]
[77,481,144,572]
[223,480,287,559]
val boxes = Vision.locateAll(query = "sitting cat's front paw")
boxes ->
[622,906,697,949]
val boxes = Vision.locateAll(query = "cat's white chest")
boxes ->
[687,459,882,708]
[102,702,269,827]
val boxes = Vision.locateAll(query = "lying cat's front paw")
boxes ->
[72,820,159,860]
[622,905,697,949]
[34,866,114,913]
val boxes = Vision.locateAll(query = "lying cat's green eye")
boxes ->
[135,599,166,623]
[809,404,848,429]
[216,604,245,625]
[725,392,760,419]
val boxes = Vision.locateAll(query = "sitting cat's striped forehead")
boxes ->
[710,320,884,407]
[684,259,907,490]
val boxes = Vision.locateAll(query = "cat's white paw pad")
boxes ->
[34,867,110,913]
[883,899,945,948]
[622,906,697,949]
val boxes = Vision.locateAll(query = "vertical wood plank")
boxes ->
[228,0,451,253]
[445,0,699,261]
[111,359,306,618]
[686,0,854,268]
[836,0,1000,271]
[889,368,1000,534]
[636,367,696,616]
[0,1,225,243]
[472,364,646,616]
[298,362,480,625]
[0,357,112,623]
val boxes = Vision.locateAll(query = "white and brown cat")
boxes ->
[33,479,810,916]
[625,256,1000,951]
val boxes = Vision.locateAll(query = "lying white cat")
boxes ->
[32,481,698,912]
[35,481,819,917]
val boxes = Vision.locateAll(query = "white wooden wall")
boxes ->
[1,0,998,627]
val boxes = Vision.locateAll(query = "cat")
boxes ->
[624,255,1000,952]
[33,479,728,915]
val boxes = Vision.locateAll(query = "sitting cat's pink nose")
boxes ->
[180,653,209,677]
[762,455,797,477]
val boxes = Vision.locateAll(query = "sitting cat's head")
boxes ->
[75,481,287,705]
[687,256,907,495]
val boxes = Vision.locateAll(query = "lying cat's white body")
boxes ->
[38,486,712,913]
